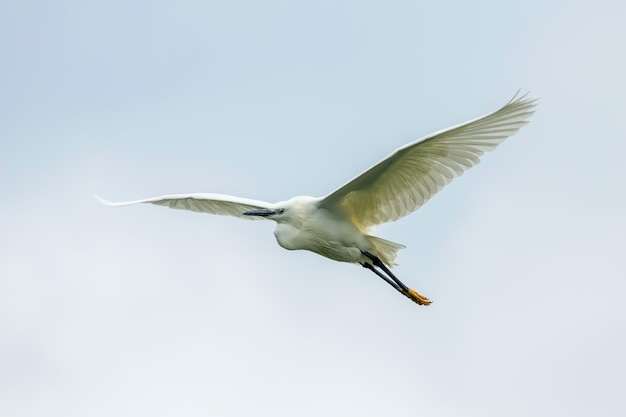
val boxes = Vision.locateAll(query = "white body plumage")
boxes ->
[270,196,373,264]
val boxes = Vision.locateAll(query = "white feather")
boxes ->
[96,193,272,220]
[318,92,537,229]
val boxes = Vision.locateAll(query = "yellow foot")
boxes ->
[406,288,432,306]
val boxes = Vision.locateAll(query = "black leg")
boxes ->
[360,251,433,306]
[361,251,410,293]
[361,262,401,291]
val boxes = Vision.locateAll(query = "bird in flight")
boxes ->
[99,92,537,306]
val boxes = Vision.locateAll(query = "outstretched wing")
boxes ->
[97,193,273,220]
[318,92,538,229]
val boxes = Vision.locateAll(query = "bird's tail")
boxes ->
[365,235,406,267]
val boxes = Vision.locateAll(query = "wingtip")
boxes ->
[509,89,539,105]
[95,195,113,206]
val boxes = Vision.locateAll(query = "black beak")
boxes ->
[243,208,276,217]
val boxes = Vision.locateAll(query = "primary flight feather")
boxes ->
[99,92,537,306]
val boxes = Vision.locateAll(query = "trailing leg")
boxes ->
[361,251,432,306]
[361,262,401,292]
[362,251,409,292]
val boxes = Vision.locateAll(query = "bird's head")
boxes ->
[242,196,316,223]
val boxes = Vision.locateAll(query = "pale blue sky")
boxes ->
[2,1,625,416]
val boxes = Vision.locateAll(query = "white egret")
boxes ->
[99,92,537,306]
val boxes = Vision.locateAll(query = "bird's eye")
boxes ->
[276,208,285,214]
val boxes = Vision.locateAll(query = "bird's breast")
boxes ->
[272,215,367,263]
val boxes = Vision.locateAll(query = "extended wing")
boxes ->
[318,92,538,229]
[97,193,273,220]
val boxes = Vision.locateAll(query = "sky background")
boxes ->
[2,1,625,416]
